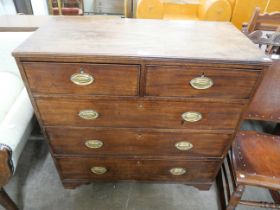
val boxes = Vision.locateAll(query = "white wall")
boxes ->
[84,0,94,13]
[30,0,49,15]
[0,0,16,15]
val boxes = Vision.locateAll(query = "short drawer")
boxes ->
[145,65,260,99]
[56,157,220,182]
[23,62,140,96]
[47,127,232,158]
[37,98,243,130]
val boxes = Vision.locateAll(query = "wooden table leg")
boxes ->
[270,190,280,204]
[0,188,18,210]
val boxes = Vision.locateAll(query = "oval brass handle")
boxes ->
[70,71,94,86]
[91,166,107,175]
[170,168,186,176]
[190,75,213,90]
[78,110,99,120]
[85,140,103,149]
[175,141,193,151]
[182,112,202,123]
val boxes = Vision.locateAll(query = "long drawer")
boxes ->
[23,62,140,96]
[46,127,232,158]
[36,98,244,130]
[145,65,260,99]
[56,157,220,182]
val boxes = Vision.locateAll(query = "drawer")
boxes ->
[145,65,260,99]
[47,127,232,157]
[56,157,220,182]
[23,62,140,96]
[37,98,243,130]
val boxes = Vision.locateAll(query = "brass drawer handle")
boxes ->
[175,141,193,151]
[78,110,99,120]
[190,75,213,90]
[182,112,202,122]
[170,168,186,176]
[85,140,103,149]
[70,70,94,86]
[91,166,107,175]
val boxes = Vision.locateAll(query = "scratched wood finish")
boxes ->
[146,65,260,99]
[13,18,270,64]
[36,98,243,130]
[13,18,270,190]
[46,127,232,158]
[56,157,220,182]
[23,62,140,96]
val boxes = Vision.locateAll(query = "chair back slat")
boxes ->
[247,8,280,33]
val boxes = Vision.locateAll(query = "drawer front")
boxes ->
[56,157,220,182]
[146,65,260,99]
[37,98,243,130]
[47,127,231,157]
[23,62,140,96]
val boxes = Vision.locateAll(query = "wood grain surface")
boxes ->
[13,18,270,190]
[36,98,243,130]
[46,127,232,158]
[245,61,280,122]
[56,156,220,182]
[13,18,270,64]
[23,62,140,96]
[146,65,260,99]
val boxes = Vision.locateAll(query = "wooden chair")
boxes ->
[244,7,280,34]
[48,0,84,15]
[242,7,280,55]
[216,61,280,209]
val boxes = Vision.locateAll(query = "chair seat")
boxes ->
[233,131,280,190]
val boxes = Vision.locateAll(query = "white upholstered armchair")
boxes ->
[0,32,34,210]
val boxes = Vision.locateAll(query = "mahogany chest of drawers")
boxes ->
[13,17,270,190]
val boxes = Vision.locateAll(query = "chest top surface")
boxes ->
[13,16,269,64]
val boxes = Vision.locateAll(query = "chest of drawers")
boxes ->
[13,17,270,190]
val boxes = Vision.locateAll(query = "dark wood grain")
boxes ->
[46,127,232,158]
[233,131,280,190]
[245,61,280,122]
[56,156,220,182]
[23,62,140,96]
[13,18,270,191]
[36,98,244,130]
[146,65,260,99]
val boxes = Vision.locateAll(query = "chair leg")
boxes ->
[0,188,18,210]
[227,185,245,210]
[270,190,280,203]
[216,169,227,210]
